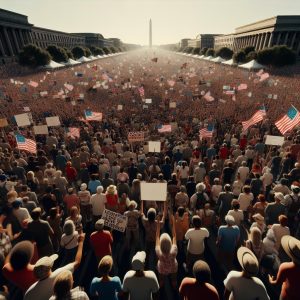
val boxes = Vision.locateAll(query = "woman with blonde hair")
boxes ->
[155,214,178,288]
[245,227,265,262]
[50,270,88,300]
[53,170,68,196]
[26,171,39,192]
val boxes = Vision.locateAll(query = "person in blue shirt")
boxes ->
[90,255,122,300]
[88,174,102,194]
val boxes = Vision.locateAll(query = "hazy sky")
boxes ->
[1,0,300,45]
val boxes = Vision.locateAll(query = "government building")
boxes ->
[0,8,123,64]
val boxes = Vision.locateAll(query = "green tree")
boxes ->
[18,44,51,68]
[246,51,258,62]
[102,47,111,55]
[63,48,74,59]
[216,47,233,59]
[272,45,296,67]
[84,48,92,57]
[243,46,255,55]
[72,46,85,59]
[233,50,246,63]
[206,48,215,57]
[192,47,201,55]
[185,47,193,54]
[200,47,208,55]
[257,48,274,66]
[46,45,68,62]
[110,46,117,53]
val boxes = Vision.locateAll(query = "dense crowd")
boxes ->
[0,49,300,300]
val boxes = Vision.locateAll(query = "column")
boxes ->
[283,32,289,46]
[254,35,260,50]
[268,32,274,47]
[18,29,25,46]
[259,33,266,50]
[263,33,269,49]
[11,28,20,52]
[290,32,297,49]
[276,32,282,45]
[0,38,6,56]
[3,27,14,56]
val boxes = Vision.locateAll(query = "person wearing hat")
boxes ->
[24,233,85,300]
[2,241,37,294]
[123,251,159,300]
[224,247,270,300]
[90,219,113,263]
[217,215,240,271]
[265,192,287,226]
[179,260,220,300]
[269,236,300,300]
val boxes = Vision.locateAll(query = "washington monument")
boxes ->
[149,18,152,47]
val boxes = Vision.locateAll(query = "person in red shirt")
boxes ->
[65,161,77,183]
[219,143,229,160]
[239,135,247,151]
[179,260,219,300]
[2,241,37,294]
[63,188,80,214]
[90,219,113,262]
[269,236,300,300]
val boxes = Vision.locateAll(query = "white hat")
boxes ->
[132,251,146,271]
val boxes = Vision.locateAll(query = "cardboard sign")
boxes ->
[15,113,31,127]
[170,122,178,130]
[46,116,61,127]
[33,125,49,135]
[117,105,123,111]
[140,182,167,201]
[265,135,284,146]
[169,102,176,108]
[128,131,145,142]
[0,118,8,127]
[148,141,161,153]
[145,99,152,104]
[101,209,128,232]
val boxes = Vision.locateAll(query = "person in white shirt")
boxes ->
[228,200,244,226]
[211,178,223,204]
[238,185,254,221]
[185,215,209,272]
[237,161,249,184]
[90,186,107,222]
[271,215,290,251]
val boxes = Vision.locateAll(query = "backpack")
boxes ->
[0,183,8,208]
[195,192,206,210]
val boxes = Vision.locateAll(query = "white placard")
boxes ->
[169,102,176,108]
[143,105,148,109]
[117,105,123,111]
[46,116,61,127]
[145,99,152,104]
[148,141,161,153]
[140,182,167,201]
[265,135,284,146]
[101,209,128,232]
[33,125,49,135]
[15,113,31,127]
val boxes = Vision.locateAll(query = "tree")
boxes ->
[97,48,105,55]
[46,45,68,62]
[233,50,246,64]
[110,47,117,54]
[84,48,91,57]
[18,44,51,68]
[243,46,255,55]
[185,47,193,54]
[272,45,296,67]
[192,47,201,55]
[72,46,85,59]
[102,47,111,55]
[216,47,233,60]
[206,48,215,57]
[63,48,74,59]
[200,47,208,55]
[246,51,258,62]
[257,48,274,66]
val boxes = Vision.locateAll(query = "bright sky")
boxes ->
[1,0,300,45]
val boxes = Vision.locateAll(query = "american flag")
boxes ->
[67,127,80,139]
[15,134,36,154]
[237,83,248,91]
[138,86,145,98]
[64,83,74,91]
[224,89,235,95]
[199,124,214,139]
[275,106,300,135]
[84,110,102,121]
[242,106,266,131]
[128,131,145,142]
[158,124,172,133]
[28,80,39,88]
[203,91,214,102]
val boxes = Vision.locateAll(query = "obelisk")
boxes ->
[149,19,152,48]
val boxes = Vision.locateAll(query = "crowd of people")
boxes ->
[0,49,300,300]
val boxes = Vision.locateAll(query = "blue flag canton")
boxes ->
[287,107,297,120]
[157,124,162,129]
[207,124,214,131]
[259,105,266,111]
[15,134,25,143]
[85,110,92,117]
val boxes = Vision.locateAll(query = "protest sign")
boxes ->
[101,209,127,232]
[117,105,123,110]
[169,102,176,108]
[15,113,31,127]
[145,99,152,104]
[148,141,161,153]
[46,116,61,127]
[33,125,49,135]
[0,118,8,127]
[128,131,145,142]
[140,182,167,201]
[171,122,178,130]
[265,135,284,146]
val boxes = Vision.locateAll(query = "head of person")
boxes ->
[96,186,104,194]
[281,236,300,266]
[52,270,74,299]
[55,170,62,178]
[95,219,105,231]
[249,227,262,247]
[80,183,87,191]
[98,255,113,277]
[193,260,211,283]
[31,207,42,221]
[243,185,251,194]
[9,241,34,271]
[49,207,58,219]
[67,187,74,195]
[224,184,231,192]
[237,247,259,277]
[106,185,117,195]
[257,194,265,203]
[179,185,186,193]
[225,214,235,226]
[274,192,284,203]
[252,213,264,224]
[213,178,220,185]
[69,206,79,218]
[160,233,172,255]
[12,199,22,209]
[132,251,146,272]
[196,182,206,193]
[63,220,75,236]
[34,254,58,280]
[279,215,288,227]
[291,184,300,194]
[27,171,35,180]
[147,208,156,222]
[231,199,240,210]
[177,206,185,217]
[192,215,202,229]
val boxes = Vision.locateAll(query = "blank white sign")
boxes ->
[46,116,61,127]
[265,135,284,146]
[145,98,152,104]
[140,182,167,201]
[15,113,31,127]
[34,125,49,135]
[148,141,161,153]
